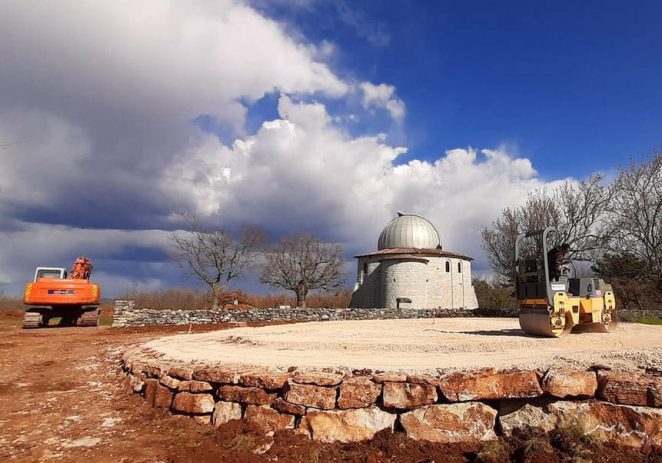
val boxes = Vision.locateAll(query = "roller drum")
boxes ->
[519,308,572,337]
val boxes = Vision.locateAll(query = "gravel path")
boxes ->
[145,318,662,374]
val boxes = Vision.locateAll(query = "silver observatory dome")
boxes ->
[377,212,441,250]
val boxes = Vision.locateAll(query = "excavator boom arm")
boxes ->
[70,256,93,280]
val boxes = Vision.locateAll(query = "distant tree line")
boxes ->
[480,151,662,310]
[170,216,345,309]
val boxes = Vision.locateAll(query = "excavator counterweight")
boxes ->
[22,256,101,329]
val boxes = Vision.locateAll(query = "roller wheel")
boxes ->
[587,310,618,333]
[22,311,43,329]
[76,309,99,327]
[519,308,573,337]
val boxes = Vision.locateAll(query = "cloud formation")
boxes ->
[360,82,406,121]
[168,96,566,270]
[0,1,567,296]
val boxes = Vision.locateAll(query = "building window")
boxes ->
[445,261,450,272]
[363,262,368,274]
[457,262,462,273]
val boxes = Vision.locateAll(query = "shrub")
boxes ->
[118,288,212,310]
[0,291,24,315]
[473,277,517,310]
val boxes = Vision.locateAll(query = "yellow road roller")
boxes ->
[515,227,617,337]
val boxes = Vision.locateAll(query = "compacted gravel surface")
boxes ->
[146,318,662,373]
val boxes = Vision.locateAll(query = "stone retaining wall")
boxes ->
[113,300,662,327]
[112,300,518,327]
[120,348,662,447]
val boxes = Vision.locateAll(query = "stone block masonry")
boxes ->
[121,347,662,446]
[112,300,518,327]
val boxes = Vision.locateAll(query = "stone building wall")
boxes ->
[112,300,516,328]
[381,259,430,308]
[350,255,479,309]
[351,256,382,308]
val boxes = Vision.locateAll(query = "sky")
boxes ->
[1,0,661,297]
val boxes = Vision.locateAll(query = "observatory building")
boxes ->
[349,212,478,310]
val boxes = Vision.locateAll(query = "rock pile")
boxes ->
[121,348,662,447]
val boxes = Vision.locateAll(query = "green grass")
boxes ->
[98,315,114,326]
[634,316,662,325]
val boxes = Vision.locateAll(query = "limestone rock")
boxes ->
[407,375,441,386]
[154,383,174,408]
[439,369,542,401]
[218,385,277,405]
[129,374,145,393]
[304,407,396,443]
[542,370,597,398]
[159,375,181,390]
[382,382,437,409]
[499,404,556,436]
[171,392,215,414]
[292,372,343,386]
[193,366,239,384]
[143,379,158,405]
[284,381,336,409]
[549,401,662,448]
[372,373,407,383]
[651,382,662,407]
[239,371,290,390]
[338,378,381,409]
[192,415,211,425]
[245,405,295,433]
[212,401,242,427]
[177,380,214,393]
[400,403,497,443]
[272,397,306,415]
[141,362,164,378]
[168,365,195,381]
[597,371,660,406]
[294,416,311,438]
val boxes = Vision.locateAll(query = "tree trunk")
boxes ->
[295,282,308,308]
[211,282,221,310]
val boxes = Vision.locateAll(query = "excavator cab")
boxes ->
[515,227,617,337]
[34,267,67,281]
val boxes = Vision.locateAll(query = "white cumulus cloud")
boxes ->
[360,82,406,121]
[165,96,567,276]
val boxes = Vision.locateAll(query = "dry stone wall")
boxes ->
[112,300,518,327]
[121,347,662,447]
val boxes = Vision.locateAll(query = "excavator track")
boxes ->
[22,311,43,329]
[519,308,572,338]
[76,308,99,327]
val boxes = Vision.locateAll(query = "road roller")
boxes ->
[515,228,617,337]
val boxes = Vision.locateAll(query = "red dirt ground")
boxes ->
[0,315,658,462]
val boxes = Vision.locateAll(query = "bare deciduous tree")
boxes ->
[170,217,267,309]
[481,175,611,283]
[259,233,345,308]
[606,152,662,292]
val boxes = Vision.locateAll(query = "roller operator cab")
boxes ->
[22,257,101,329]
[514,228,617,337]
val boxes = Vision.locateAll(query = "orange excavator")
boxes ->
[22,257,101,329]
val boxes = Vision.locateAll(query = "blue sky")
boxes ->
[0,0,660,297]
[258,0,662,177]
